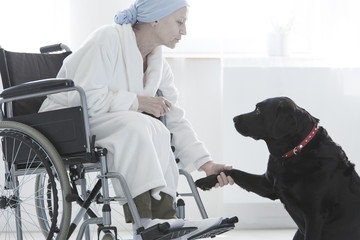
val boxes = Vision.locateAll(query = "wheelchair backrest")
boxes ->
[0,48,71,116]
[0,46,93,163]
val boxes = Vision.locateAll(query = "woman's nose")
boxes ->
[180,24,187,35]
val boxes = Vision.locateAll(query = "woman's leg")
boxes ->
[90,111,179,203]
[123,192,176,223]
[123,191,180,240]
[123,191,153,223]
[151,192,177,220]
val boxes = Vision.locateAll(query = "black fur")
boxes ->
[196,97,360,240]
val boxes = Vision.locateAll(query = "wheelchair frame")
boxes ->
[0,44,237,240]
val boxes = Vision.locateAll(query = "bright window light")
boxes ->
[1,0,359,61]
[166,0,360,59]
[0,0,70,52]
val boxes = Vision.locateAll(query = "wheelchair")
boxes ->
[0,43,237,240]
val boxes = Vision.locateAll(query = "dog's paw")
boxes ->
[195,174,219,190]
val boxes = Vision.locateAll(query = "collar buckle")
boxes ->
[282,125,319,159]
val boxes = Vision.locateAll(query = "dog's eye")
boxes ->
[255,107,261,115]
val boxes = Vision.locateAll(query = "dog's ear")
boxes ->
[272,100,298,139]
[297,106,320,126]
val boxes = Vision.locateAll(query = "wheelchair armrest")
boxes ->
[0,78,74,99]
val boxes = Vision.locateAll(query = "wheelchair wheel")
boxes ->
[35,173,71,239]
[35,163,131,239]
[0,121,71,240]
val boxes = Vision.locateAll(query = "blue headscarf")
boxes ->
[114,0,188,25]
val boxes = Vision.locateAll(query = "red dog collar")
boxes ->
[282,125,319,159]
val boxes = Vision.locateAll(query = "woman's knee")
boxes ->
[126,113,170,140]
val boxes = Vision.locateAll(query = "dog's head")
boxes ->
[233,97,319,141]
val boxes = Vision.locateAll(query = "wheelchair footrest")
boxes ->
[188,216,238,240]
[141,222,197,240]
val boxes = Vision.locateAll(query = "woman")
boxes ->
[40,0,234,238]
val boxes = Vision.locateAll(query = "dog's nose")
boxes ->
[233,116,239,123]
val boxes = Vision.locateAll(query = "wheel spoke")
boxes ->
[0,122,71,239]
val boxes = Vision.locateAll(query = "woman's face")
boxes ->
[155,7,188,49]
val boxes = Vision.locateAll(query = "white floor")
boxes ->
[213,229,296,240]
[115,229,297,240]
[3,229,297,239]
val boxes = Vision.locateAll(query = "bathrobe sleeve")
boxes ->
[49,26,139,117]
[159,61,212,171]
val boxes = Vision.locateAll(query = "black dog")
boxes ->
[196,97,360,240]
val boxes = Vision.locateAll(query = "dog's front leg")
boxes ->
[196,169,278,200]
[228,169,278,200]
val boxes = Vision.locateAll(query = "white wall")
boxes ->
[67,0,131,50]
[166,58,225,220]
[0,0,129,52]
[0,0,70,52]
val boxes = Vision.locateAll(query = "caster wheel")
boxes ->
[101,232,115,240]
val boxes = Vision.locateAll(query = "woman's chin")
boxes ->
[164,42,178,49]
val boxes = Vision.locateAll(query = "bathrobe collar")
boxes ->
[118,24,164,97]
[143,46,163,96]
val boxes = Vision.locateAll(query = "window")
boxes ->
[1,0,359,61]
[165,0,360,60]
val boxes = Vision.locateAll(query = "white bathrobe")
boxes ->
[40,24,211,203]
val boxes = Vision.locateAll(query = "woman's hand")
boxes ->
[199,161,234,188]
[137,96,172,118]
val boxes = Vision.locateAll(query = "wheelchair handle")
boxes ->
[40,43,70,53]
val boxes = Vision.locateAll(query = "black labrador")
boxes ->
[196,97,360,240]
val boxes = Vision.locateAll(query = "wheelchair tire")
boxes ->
[35,173,71,239]
[0,121,71,240]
